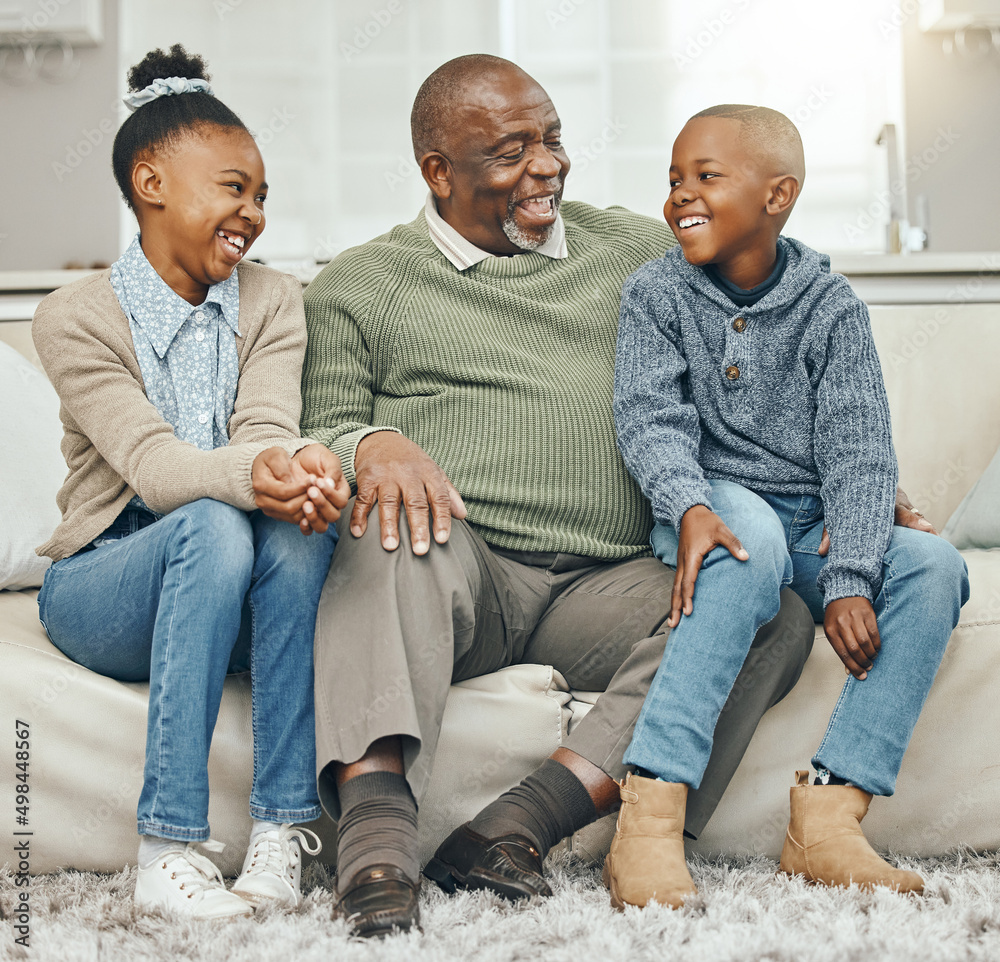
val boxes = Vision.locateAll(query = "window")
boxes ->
[120,0,905,264]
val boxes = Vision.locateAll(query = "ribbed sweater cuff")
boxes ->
[237,437,313,510]
[330,426,402,493]
[665,489,714,531]
[820,570,875,607]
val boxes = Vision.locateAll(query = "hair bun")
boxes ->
[127,43,210,92]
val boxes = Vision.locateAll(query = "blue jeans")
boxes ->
[38,499,336,841]
[625,480,969,796]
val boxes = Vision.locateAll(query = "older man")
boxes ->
[297,54,875,937]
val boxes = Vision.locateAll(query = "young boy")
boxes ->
[607,104,969,910]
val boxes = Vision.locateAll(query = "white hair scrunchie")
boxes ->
[122,76,215,113]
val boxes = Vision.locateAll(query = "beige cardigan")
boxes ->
[33,261,312,561]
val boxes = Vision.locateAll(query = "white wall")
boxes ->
[901,15,1000,252]
[117,0,920,263]
[0,2,120,271]
[5,0,995,271]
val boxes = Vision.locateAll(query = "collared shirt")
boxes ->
[110,233,241,454]
[423,193,568,271]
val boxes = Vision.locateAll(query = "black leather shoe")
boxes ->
[336,864,421,938]
[423,822,552,900]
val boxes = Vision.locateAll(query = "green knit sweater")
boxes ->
[302,201,676,560]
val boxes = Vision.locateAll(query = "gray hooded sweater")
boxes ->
[613,236,897,606]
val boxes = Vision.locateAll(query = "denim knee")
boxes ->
[167,499,255,589]
[252,512,337,591]
[886,527,970,610]
[707,485,792,591]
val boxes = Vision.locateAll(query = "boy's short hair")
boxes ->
[692,104,805,184]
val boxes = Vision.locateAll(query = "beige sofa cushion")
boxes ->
[570,548,1000,861]
[870,303,1000,531]
[0,584,571,874]
[2,588,260,875]
[0,342,64,589]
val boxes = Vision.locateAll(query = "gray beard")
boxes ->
[502,195,561,251]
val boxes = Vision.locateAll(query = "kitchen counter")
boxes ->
[2,251,999,320]
[828,252,1000,303]
[829,252,999,274]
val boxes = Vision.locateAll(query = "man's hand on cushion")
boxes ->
[352,431,466,554]
[816,485,936,556]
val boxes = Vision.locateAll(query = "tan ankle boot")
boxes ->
[779,770,923,894]
[602,772,697,910]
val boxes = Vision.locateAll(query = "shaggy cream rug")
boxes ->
[3,850,1000,961]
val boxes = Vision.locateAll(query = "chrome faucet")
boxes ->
[876,123,906,253]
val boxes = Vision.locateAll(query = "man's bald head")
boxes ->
[691,104,805,186]
[411,53,533,161]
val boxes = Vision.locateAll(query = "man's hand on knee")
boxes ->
[352,432,466,554]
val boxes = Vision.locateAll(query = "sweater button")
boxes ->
[732,317,746,332]
[725,365,740,380]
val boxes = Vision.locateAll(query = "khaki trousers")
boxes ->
[314,503,814,837]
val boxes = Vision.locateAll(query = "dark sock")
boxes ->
[336,771,419,893]
[467,758,598,857]
[814,767,851,786]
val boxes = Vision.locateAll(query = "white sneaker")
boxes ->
[231,824,322,908]
[135,839,253,920]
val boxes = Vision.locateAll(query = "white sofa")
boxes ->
[2,301,999,877]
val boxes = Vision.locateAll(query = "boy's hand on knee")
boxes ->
[823,597,880,680]
[669,505,749,628]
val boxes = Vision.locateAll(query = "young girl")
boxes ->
[33,45,349,920]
